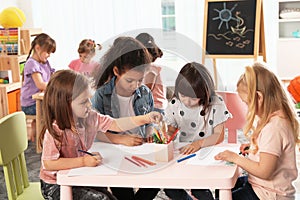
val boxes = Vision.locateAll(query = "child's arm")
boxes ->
[215,151,278,179]
[144,71,157,90]
[32,72,47,91]
[96,132,144,146]
[109,111,161,132]
[42,152,102,171]
[180,123,225,155]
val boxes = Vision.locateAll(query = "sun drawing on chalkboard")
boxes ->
[213,2,239,30]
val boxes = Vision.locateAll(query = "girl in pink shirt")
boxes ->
[68,39,101,77]
[39,70,161,200]
[215,62,299,200]
[136,33,167,113]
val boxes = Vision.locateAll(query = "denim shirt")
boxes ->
[92,76,154,138]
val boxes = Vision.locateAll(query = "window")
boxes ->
[161,0,176,31]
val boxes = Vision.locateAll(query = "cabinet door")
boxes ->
[277,39,300,78]
[0,56,21,82]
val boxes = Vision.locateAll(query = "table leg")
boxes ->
[35,99,42,153]
[60,185,72,200]
[219,189,232,200]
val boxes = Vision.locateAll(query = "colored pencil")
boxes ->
[132,158,147,167]
[177,153,196,163]
[131,155,156,166]
[78,149,95,156]
[124,156,141,167]
[167,129,179,143]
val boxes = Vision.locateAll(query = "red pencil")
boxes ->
[124,156,141,167]
[131,155,156,166]
[167,129,179,143]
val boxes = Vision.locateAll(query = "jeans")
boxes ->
[21,103,36,115]
[40,179,117,200]
[110,187,160,200]
[231,176,260,200]
[164,189,193,200]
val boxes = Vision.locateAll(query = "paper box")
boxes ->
[154,141,174,162]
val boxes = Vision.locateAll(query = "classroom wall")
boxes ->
[0,0,278,91]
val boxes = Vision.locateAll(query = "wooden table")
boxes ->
[32,92,44,153]
[57,143,240,200]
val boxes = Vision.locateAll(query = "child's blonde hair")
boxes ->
[237,62,299,153]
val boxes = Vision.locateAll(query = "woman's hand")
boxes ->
[214,150,239,163]
[180,141,201,155]
[82,152,102,167]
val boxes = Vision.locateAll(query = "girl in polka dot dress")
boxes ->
[164,62,232,200]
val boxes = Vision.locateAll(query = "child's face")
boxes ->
[178,92,200,108]
[114,68,144,97]
[35,45,51,63]
[79,52,93,64]
[71,87,93,118]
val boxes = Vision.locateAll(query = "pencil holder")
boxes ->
[154,141,174,162]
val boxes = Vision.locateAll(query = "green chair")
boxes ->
[0,111,43,200]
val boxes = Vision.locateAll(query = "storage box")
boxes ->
[154,141,174,162]
[0,70,12,83]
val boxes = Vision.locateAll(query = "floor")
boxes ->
[1,126,300,199]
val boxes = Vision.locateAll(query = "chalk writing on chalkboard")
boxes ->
[205,1,257,55]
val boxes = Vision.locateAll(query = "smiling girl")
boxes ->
[21,33,56,141]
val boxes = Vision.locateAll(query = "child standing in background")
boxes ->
[135,32,167,113]
[39,70,161,200]
[215,63,299,200]
[69,39,101,76]
[164,62,232,200]
[92,36,160,200]
[21,33,56,142]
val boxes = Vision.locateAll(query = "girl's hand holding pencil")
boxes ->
[80,151,103,167]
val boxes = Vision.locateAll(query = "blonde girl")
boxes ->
[215,62,299,199]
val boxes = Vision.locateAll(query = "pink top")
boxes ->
[40,110,113,184]
[248,111,297,200]
[144,65,167,110]
[68,59,99,75]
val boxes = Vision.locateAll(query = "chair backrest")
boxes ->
[0,111,30,199]
[216,91,248,143]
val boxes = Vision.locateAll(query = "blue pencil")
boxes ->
[177,153,196,163]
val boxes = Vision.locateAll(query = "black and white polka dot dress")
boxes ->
[164,95,232,142]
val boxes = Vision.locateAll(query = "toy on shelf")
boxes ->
[0,7,26,28]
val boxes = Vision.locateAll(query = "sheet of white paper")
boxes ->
[186,144,240,166]
[67,165,118,176]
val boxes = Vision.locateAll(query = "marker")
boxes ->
[78,149,95,156]
[177,153,196,163]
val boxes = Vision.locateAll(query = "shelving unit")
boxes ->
[0,28,42,118]
[277,0,300,79]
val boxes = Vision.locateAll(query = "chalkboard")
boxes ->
[203,0,262,57]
